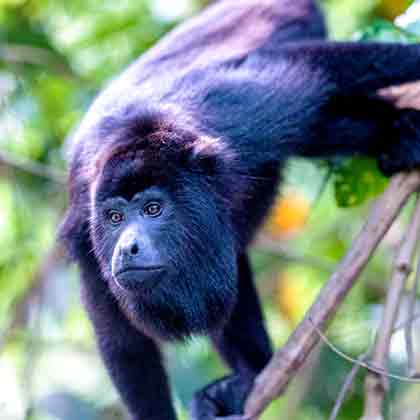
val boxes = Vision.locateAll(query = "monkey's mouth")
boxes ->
[119,266,164,273]
[114,266,166,292]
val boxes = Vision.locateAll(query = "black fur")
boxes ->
[60,0,420,418]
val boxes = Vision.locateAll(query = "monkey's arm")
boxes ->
[79,255,176,420]
[285,41,420,173]
[198,41,420,175]
[191,254,272,419]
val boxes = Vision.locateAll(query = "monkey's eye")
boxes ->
[108,210,124,224]
[144,202,162,217]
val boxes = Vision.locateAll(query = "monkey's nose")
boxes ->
[121,240,139,257]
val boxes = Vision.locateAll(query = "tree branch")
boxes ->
[244,171,420,420]
[0,245,65,354]
[405,250,420,376]
[361,195,420,420]
[326,309,420,420]
[0,43,74,77]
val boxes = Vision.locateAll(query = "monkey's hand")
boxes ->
[190,374,253,420]
[376,109,420,176]
[374,80,420,177]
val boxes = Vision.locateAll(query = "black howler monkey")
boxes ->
[60,0,420,418]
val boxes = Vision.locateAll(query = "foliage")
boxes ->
[0,1,419,420]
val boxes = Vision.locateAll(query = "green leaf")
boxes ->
[333,158,388,207]
[355,18,420,42]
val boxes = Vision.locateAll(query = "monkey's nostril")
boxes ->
[130,243,139,255]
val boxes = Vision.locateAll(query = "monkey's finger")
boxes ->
[190,390,222,419]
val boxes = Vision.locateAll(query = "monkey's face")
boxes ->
[91,177,238,340]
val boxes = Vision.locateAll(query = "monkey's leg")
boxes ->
[79,256,177,420]
[191,253,272,419]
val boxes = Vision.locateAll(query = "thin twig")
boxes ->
[0,43,74,77]
[315,325,420,384]
[244,171,420,420]
[405,251,420,376]
[329,353,369,420]
[328,308,420,420]
[393,311,420,334]
[361,195,420,420]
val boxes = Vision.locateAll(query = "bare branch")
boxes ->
[405,248,420,376]
[361,195,420,420]
[0,43,74,77]
[326,305,420,420]
[329,353,368,420]
[378,81,420,111]
[326,307,420,420]
[244,171,420,420]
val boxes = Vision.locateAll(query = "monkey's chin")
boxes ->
[108,262,239,340]
[116,290,237,341]
[113,268,166,293]
[153,312,234,341]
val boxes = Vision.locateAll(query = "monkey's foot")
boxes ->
[190,374,253,420]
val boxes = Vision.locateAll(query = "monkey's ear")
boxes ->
[188,136,232,174]
[58,205,90,261]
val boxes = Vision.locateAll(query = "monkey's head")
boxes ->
[89,113,239,340]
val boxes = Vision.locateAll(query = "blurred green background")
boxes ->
[1,0,420,419]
